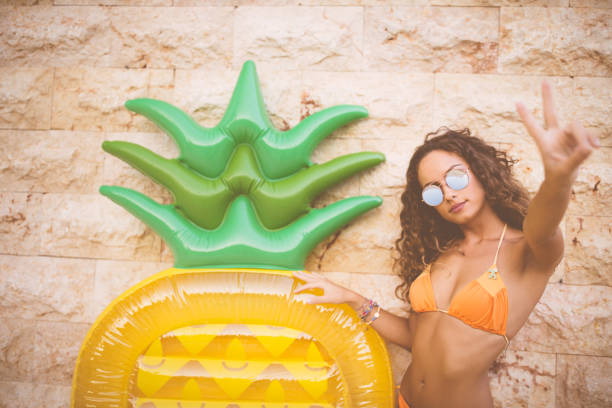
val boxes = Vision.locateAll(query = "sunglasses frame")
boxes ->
[421,166,470,207]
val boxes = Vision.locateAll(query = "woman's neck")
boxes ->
[458,203,505,245]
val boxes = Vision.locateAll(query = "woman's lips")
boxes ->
[450,201,466,213]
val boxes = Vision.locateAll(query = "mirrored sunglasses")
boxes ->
[421,167,470,207]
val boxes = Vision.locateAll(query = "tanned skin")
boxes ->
[292,81,599,408]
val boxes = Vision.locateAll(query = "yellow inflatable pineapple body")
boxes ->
[72,62,393,407]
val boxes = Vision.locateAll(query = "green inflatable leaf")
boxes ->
[103,140,384,229]
[100,186,382,270]
[125,60,368,179]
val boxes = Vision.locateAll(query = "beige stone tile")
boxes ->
[0,0,53,5]
[0,318,37,382]
[52,68,174,132]
[107,7,233,69]
[103,132,178,199]
[0,6,112,67]
[33,320,90,385]
[175,0,254,4]
[309,193,399,258]
[93,259,171,318]
[179,0,426,3]
[234,7,363,71]
[432,0,566,4]
[173,69,238,128]
[174,68,302,132]
[340,193,401,254]
[301,0,425,4]
[350,272,407,311]
[0,68,53,130]
[568,147,612,217]
[365,7,499,73]
[56,0,168,4]
[556,354,612,408]
[300,72,434,141]
[310,136,365,164]
[510,283,611,355]
[433,74,573,144]
[386,342,411,386]
[0,130,104,194]
[307,233,395,274]
[570,0,612,6]
[0,381,70,408]
[360,140,420,195]
[489,350,555,408]
[573,77,612,147]
[352,0,430,3]
[500,8,612,76]
[498,140,543,194]
[39,193,162,261]
[564,216,612,286]
[160,240,174,264]
[0,192,42,255]
[0,255,96,323]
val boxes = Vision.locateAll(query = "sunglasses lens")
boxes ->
[446,168,469,191]
[422,185,443,206]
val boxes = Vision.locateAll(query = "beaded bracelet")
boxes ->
[358,298,381,326]
[358,299,375,321]
[366,304,381,326]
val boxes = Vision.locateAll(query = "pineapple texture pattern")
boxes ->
[133,324,341,408]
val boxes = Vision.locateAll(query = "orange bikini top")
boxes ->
[409,225,509,345]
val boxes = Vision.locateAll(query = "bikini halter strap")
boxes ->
[492,224,508,266]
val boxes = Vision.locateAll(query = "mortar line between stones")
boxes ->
[555,352,612,358]
[0,251,171,265]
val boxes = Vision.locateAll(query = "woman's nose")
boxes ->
[441,184,457,200]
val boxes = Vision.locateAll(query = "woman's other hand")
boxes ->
[292,270,362,307]
[516,80,600,183]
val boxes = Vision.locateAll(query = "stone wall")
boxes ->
[0,1,610,407]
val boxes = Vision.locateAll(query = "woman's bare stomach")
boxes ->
[399,312,508,408]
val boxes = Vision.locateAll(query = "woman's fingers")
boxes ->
[567,121,595,169]
[516,101,543,147]
[293,270,329,283]
[541,80,560,130]
[584,126,601,149]
[292,270,311,280]
[294,282,319,294]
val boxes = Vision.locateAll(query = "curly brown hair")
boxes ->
[393,128,530,303]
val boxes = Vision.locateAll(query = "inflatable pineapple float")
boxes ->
[72,61,394,407]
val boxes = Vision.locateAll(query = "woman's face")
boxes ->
[417,150,487,225]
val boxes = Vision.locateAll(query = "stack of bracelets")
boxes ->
[357,298,381,327]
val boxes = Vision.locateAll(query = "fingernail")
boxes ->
[594,137,601,147]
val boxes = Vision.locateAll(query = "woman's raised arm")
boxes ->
[516,80,600,269]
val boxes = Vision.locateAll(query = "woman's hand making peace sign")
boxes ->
[516,80,600,183]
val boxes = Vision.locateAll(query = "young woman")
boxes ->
[292,81,599,408]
